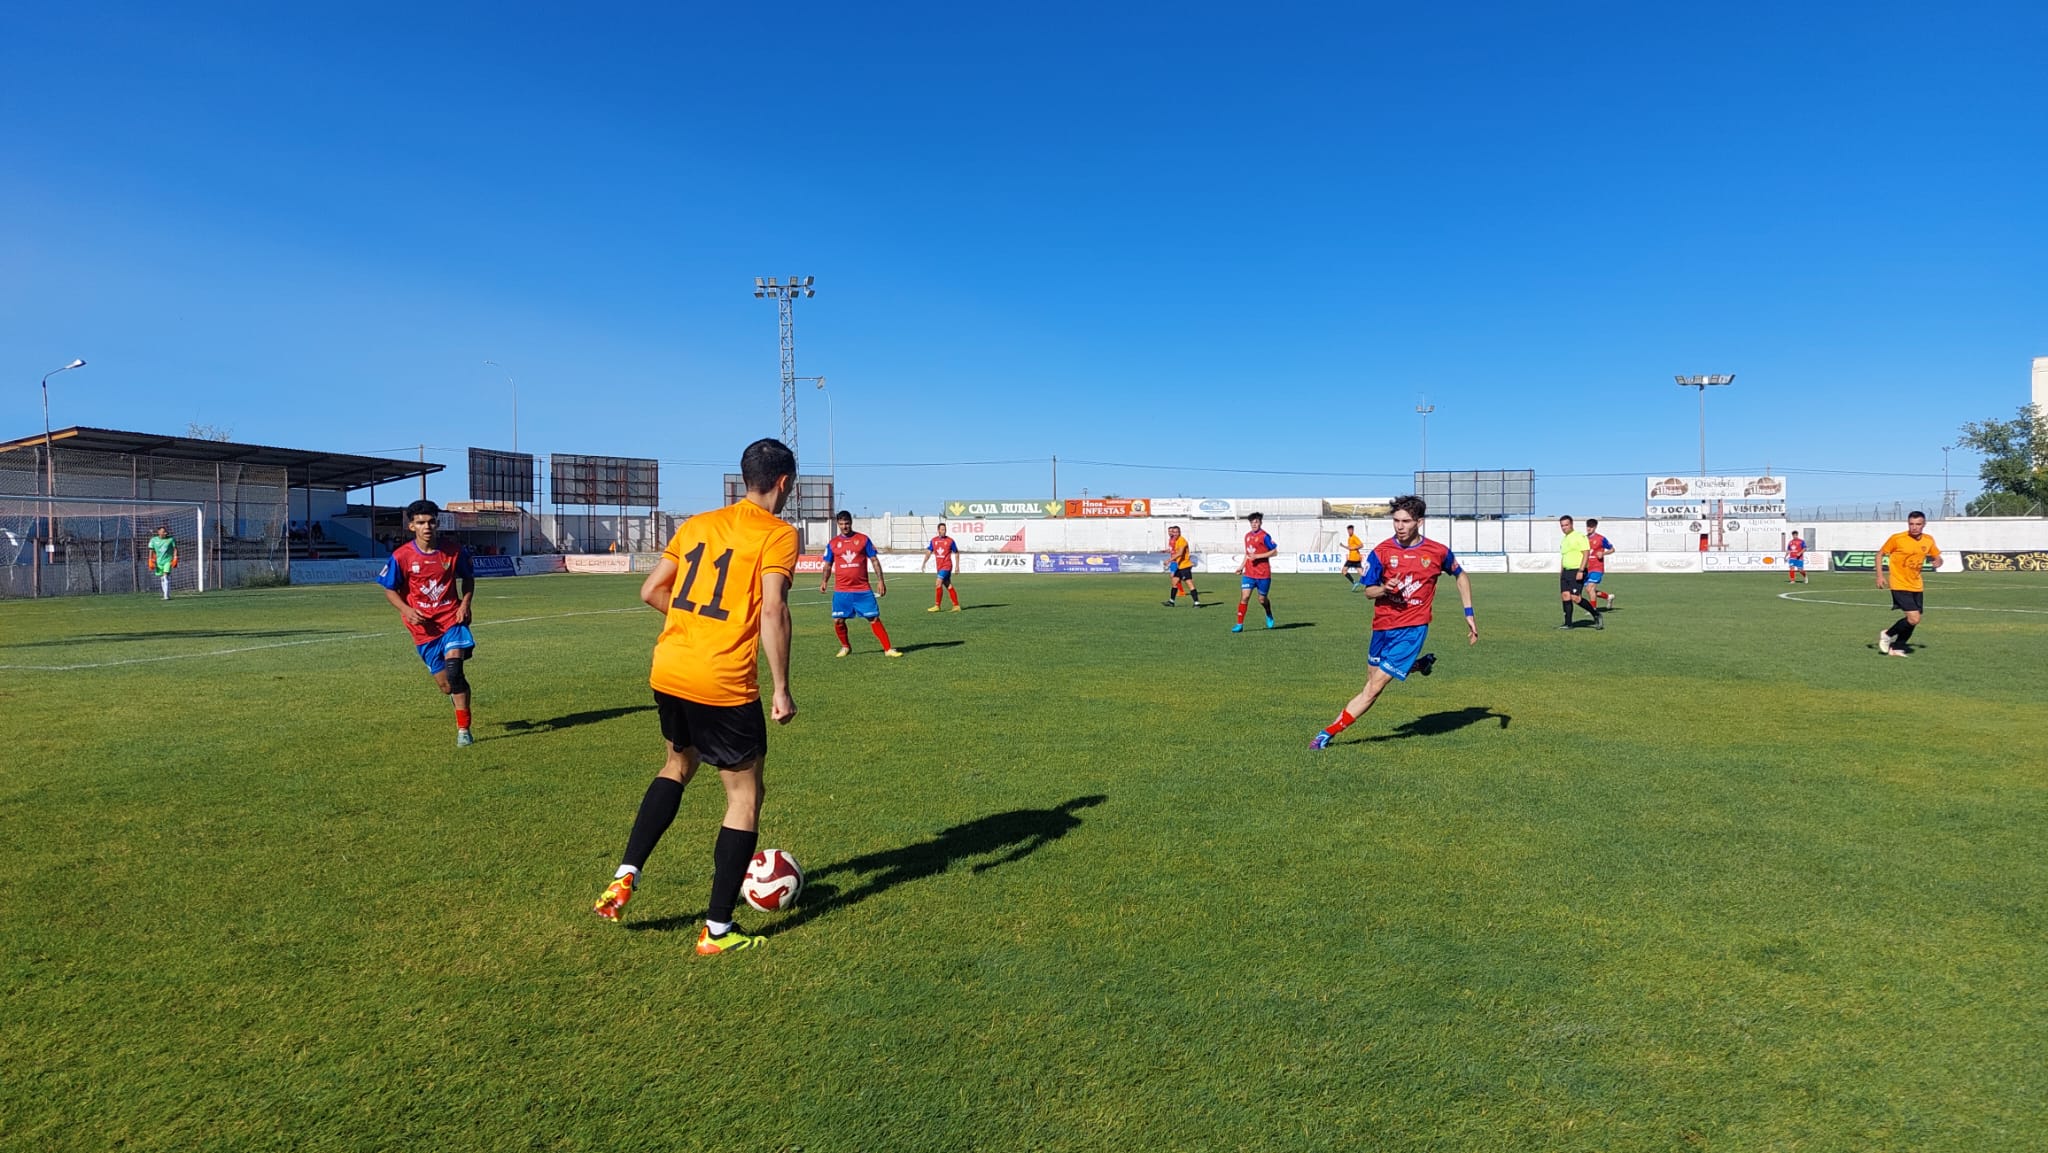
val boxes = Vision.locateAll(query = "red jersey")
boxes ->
[1361,536,1461,631]
[825,532,878,591]
[928,535,958,572]
[1586,532,1612,573]
[1787,537,1805,559]
[1243,529,1276,579]
[377,541,473,643]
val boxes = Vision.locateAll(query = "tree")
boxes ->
[1956,405,2047,516]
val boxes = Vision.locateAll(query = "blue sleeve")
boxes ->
[1262,532,1276,551]
[1362,552,1384,586]
[926,539,935,553]
[375,550,402,591]
[455,549,474,580]
[1441,548,1463,576]
[863,537,878,558]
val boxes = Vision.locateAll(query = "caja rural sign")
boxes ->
[943,500,1061,519]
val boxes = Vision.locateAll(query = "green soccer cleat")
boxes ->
[695,925,764,955]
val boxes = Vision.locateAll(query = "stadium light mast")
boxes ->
[1674,374,1735,476]
[1416,397,1436,473]
[754,276,816,470]
[40,359,86,498]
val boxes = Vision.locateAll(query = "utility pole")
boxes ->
[1675,374,1736,550]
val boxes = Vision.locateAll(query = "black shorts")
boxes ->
[1560,571,1585,594]
[654,690,767,769]
[1891,590,1924,613]
[1342,560,1362,572]
[1173,566,1195,582]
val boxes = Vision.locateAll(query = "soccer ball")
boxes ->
[742,849,804,912]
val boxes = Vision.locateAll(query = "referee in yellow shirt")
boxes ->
[1557,515,1602,630]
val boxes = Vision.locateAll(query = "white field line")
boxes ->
[0,607,645,672]
[1778,591,2048,615]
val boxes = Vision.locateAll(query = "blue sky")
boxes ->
[4,1,2044,517]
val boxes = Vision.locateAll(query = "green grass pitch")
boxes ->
[4,569,2045,1151]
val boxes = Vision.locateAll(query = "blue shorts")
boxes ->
[831,591,881,619]
[935,569,953,586]
[1241,576,1271,595]
[416,624,475,674]
[1788,557,1806,570]
[1584,571,1603,584]
[1367,624,1428,681]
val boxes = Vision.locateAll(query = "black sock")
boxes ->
[1261,598,1273,619]
[1166,583,1177,602]
[1894,621,1916,645]
[707,825,759,925]
[1564,602,1574,624]
[620,777,684,872]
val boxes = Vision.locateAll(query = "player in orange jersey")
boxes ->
[1875,511,1941,657]
[592,438,800,955]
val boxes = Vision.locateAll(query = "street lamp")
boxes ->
[1674,374,1736,476]
[1416,397,1435,473]
[40,359,86,498]
[483,360,517,454]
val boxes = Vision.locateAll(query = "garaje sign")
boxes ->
[1295,551,1349,574]
[1064,498,1150,518]
[943,500,1061,519]
[1644,475,1790,501]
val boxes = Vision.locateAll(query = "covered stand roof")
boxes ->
[0,427,443,492]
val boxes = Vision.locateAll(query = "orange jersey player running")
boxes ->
[1341,524,1365,585]
[821,511,900,657]
[922,522,962,612]
[1162,525,1204,607]
[591,438,801,955]
[1875,511,1941,657]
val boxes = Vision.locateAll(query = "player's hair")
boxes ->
[156,523,170,533]
[1558,514,1573,522]
[936,522,946,530]
[405,499,441,521]
[1167,524,1180,532]
[1346,524,1354,531]
[1246,511,1263,522]
[740,438,796,493]
[835,509,853,522]
[1907,510,1926,520]
[1391,495,1425,520]
[1586,518,1599,528]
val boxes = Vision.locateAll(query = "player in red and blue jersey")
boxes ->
[1584,517,1616,609]
[1312,495,1478,749]
[922,522,961,612]
[1232,512,1279,632]
[376,499,479,746]
[819,511,900,657]
[1785,530,1808,584]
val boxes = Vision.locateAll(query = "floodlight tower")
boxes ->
[754,276,816,465]
[1674,374,1736,477]
[1416,397,1436,473]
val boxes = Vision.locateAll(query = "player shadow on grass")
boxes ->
[1351,706,1510,743]
[626,795,1108,936]
[893,640,966,654]
[499,705,655,736]
[3,628,346,648]
[1265,621,1315,631]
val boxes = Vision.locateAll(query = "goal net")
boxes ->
[0,497,206,598]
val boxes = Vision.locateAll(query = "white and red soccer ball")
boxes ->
[742,849,804,912]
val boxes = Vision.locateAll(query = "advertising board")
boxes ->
[1962,551,2048,572]
[1064,498,1150,518]
[1323,498,1394,518]
[564,554,633,574]
[943,499,1061,519]
[1035,553,1120,573]
[1644,475,1789,501]
[1700,551,1793,572]
[290,558,389,585]
[471,555,518,578]
[1294,551,1349,574]
[1458,553,1510,574]
[945,519,1030,552]
[961,553,1034,574]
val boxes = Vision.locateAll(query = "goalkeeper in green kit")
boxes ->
[148,524,180,599]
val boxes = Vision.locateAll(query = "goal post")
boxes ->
[0,497,207,598]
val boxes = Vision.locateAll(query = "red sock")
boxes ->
[870,621,893,649]
[1236,603,1248,624]
[949,586,959,606]
[834,620,850,647]
[455,708,471,730]
[1323,710,1356,736]
[935,587,944,607]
